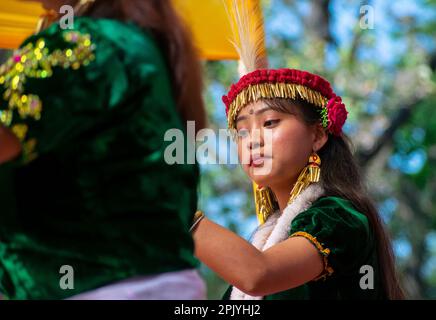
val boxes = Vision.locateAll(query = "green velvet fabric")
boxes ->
[222,196,386,300]
[0,18,199,299]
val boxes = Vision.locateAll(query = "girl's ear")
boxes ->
[312,123,328,152]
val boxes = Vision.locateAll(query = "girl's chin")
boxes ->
[243,165,282,187]
[249,174,274,188]
[249,171,290,189]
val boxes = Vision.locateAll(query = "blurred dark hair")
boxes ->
[79,0,206,130]
[264,97,405,300]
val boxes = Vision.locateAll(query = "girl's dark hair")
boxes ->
[81,0,206,130]
[264,97,405,300]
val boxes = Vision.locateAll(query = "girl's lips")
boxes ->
[250,155,271,167]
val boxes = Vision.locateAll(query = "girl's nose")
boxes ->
[249,141,261,150]
[248,130,263,150]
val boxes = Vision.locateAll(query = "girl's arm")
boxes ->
[192,217,324,296]
[0,126,21,164]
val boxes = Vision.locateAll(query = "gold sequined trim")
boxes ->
[228,83,329,129]
[0,31,96,162]
[290,231,334,281]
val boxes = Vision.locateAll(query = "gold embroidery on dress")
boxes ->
[290,231,334,281]
[0,31,96,162]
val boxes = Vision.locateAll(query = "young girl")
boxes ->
[0,0,206,299]
[191,5,404,300]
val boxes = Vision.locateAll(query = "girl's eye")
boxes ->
[237,128,249,138]
[264,119,279,127]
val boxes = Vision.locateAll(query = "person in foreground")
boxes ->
[0,0,206,299]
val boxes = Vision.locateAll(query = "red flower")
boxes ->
[326,96,348,136]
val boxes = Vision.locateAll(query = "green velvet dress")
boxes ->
[223,196,386,299]
[0,17,199,299]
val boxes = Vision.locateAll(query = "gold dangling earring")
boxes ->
[288,152,321,205]
[253,183,279,225]
[74,0,97,16]
[307,152,321,183]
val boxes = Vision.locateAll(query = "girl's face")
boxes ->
[235,100,326,189]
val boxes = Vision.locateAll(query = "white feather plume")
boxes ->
[224,0,268,76]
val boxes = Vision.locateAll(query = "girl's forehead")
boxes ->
[239,100,269,116]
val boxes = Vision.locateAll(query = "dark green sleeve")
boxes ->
[289,197,372,280]
[0,19,156,163]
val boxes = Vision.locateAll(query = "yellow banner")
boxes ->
[0,0,263,60]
